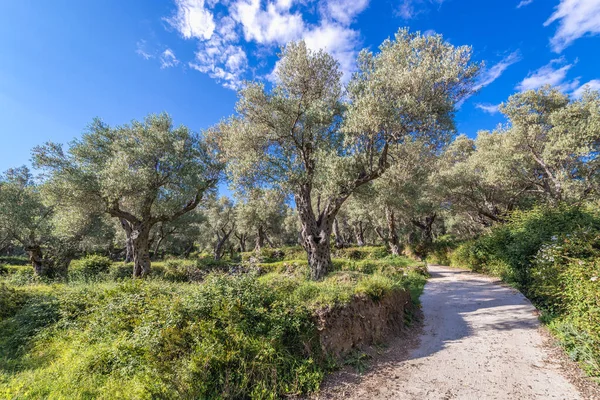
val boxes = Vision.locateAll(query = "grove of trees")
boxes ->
[1,29,599,281]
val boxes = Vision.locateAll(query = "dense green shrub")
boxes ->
[426,235,459,265]
[449,205,600,379]
[0,283,26,320]
[451,205,600,289]
[0,252,426,398]
[241,246,307,263]
[108,263,134,280]
[530,230,600,377]
[69,255,112,279]
[0,256,29,266]
[1,265,35,285]
[334,246,389,260]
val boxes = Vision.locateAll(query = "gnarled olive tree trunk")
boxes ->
[255,225,266,251]
[333,218,345,248]
[214,228,234,261]
[354,221,366,247]
[27,245,48,277]
[295,189,337,280]
[130,223,152,278]
[235,232,247,252]
[120,218,134,263]
[386,207,401,256]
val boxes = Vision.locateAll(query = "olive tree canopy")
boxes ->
[211,30,480,279]
[0,167,112,276]
[32,113,221,277]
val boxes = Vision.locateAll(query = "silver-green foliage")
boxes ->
[214,30,480,279]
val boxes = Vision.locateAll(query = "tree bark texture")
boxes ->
[255,225,266,251]
[28,245,47,277]
[130,223,152,278]
[333,218,345,248]
[295,189,334,280]
[120,218,134,263]
[386,207,401,256]
[354,222,366,247]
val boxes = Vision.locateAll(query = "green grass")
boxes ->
[0,250,426,399]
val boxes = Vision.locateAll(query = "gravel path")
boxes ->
[318,265,595,400]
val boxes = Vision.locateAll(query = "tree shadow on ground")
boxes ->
[317,266,540,396]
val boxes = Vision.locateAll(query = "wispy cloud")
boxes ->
[455,51,521,108]
[516,57,580,92]
[475,103,500,114]
[136,40,154,60]
[160,49,180,68]
[474,51,522,92]
[163,0,370,89]
[321,0,369,25]
[544,0,600,52]
[573,79,600,98]
[516,0,534,9]
[398,0,445,19]
[166,0,215,40]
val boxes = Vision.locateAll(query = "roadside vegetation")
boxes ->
[1,26,599,397]
[0,248,426,399]
[445,206,600,381]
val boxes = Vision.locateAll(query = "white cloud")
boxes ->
[517,0,534,8]
[544,0,600,52]
[475,103,500,114]
[191,37,249,89]
[573,79,600,97]
[167,0,216,40]
[322,0,369,25]
[136,40,154,60]
[422,29,437,37]
[162,0,368,89]
[474,51,522,92]
[160,49,180,68]
[230,0,306,45]
[303,22,360,81]
[516,58,581,92]
[455,51,520,108]
[398,0,445,20]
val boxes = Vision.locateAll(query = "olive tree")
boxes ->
[0,167,55,275]
[213,31,479,279]
[0,167,112,276]
[436,134,531,226]
[488,86,600,204]
[235,189,287,251]
[198,196,236,260]
[367,140,442,255]
[33,113,220,277]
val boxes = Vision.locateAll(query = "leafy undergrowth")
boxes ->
[444,205,600,381]
[0,248,426,399]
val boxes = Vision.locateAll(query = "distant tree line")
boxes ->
[1,28,599,280]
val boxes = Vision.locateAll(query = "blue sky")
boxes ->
[1,0,600,175]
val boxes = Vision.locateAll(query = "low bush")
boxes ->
[450,205,600,289]
[241,246,307,263]
[334,246,389,261]
[1,265,35,285]
[0,256,29,266]
[0,283,26,320]
[426,235,459,265]
[69,255,112,279]
[0,252,426,398]
[449,204,600,380]
[530,229,600,378]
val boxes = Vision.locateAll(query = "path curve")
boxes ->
[320,265,588,400]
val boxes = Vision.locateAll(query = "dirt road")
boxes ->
[319,265,595,400]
